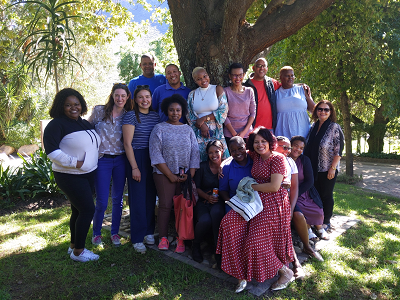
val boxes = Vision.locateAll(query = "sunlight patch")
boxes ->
[112,286,159,299]
[0,233,48,254]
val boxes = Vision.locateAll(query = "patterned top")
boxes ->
[187,85,229,161]
[88,105,125,155]
[122,111,160,149]
[149,122,200,174]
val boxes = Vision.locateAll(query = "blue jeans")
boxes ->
[92,154,126,236]
[126,149,156,244]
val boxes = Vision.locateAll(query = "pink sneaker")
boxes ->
[110,234,121,247]
[158,237,169,250]
[175,237,185,253]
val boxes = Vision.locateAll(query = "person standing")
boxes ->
[243,58,281,132]
[123,85,160,254]
[304,100,344,231]
[88,83,133,247]
[43,88,100,262]
[152,64,191,122]
[128,54,166,95]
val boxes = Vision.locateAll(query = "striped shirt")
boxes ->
[122,111,160,149]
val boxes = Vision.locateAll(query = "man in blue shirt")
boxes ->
[128,54,166,96]
[152,64,191,122]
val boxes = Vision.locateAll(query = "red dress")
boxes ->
[216,151,294,282]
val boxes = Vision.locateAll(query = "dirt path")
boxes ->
[340,159,400,198]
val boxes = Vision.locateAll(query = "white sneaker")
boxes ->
[67,247,73,255]
[133,242,146,254]
[70,249,99,262]
[144,234,155,245]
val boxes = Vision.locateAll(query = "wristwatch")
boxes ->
[206,116,210,121]
[331,165,336,170]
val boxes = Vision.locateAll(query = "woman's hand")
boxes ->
[167,174,181,183]
[132,168,141,182]
[327,168,336,180]
[179,173,188,182]
[195,117,204,129]
[218,167,224,179]
[237,131,246,138]
[200,123,210,138]
[207,194,219,204]
[303,84,312,99]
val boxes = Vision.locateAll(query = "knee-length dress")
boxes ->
[216,152,294,282]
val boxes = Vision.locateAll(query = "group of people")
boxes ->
[43,53,344,293]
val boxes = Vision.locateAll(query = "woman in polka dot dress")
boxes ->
[216,127,294,293]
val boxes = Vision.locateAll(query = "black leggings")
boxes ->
[54,171,96,249]
[314,170,338,225]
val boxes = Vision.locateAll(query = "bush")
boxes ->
[336,173,363,185]
[0,164,30,207]
[358,152,400,160]
[18,149,62,197]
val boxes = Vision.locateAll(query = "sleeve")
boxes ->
[219,163,230,192]
[43,120,77,168]
[122,111,137,126]
[87,105,103,126]
[333,123,344,157]
[189,127,200,169]
[194,162,204,189]
[149,125,166,166]
[186,90,200,135]
[272,78,281,90]
[249,88,256,118]
[288,157,298,174]
[128,80,137,99]
[298,155,314,196]
[270,154,287,177]
[223,87,231,125]
[213,90,228,125]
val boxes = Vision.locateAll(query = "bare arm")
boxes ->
[303,84,315,112]
[122,124,141,182]
[252,173,284,193]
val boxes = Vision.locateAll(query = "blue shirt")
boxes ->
[128,74,166,96]
[152,82,191,122]
[122,111,160,149]
[220,155,253,198]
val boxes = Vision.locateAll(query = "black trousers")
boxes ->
[314,170,337,225]
[54,171,96,249]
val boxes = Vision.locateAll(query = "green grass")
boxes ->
[1,183,399,299]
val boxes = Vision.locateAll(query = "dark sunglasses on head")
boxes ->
[279,145,292,151]
[317,107,330,112]
[113,82,126,86]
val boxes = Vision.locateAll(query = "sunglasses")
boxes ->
[279,145,292,151]
[255,64,266,69]
[113,82,126,86]
[136,85,150,89]
[317,107,330,113]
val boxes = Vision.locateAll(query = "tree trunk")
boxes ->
[367,105,389,153]
[337,60,353,176]
[168,0,334,88]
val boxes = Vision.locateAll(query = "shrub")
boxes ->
[358,152,400,160]
[0,164,30,207]
[336,173,363,185]
[18,149,62,197]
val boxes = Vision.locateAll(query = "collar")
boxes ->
[165,81,185,90]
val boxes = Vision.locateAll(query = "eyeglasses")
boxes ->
[255,64,266,69]
[317,107,330,113]
[278,145,292,151]
[231,73,244,79]
[136,85,150,89]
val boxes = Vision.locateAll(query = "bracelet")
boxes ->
[331,165,336,170]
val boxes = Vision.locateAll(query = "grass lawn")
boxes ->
[0,183,399,299]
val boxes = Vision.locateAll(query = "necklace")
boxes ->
[198,86,209,101]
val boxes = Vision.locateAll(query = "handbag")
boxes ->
[226,190,263,221]
[173,171,195,240]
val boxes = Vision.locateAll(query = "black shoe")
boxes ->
[192,243,203,263]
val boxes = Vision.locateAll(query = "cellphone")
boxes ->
[179,167,185,178]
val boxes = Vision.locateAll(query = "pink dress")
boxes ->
[216,151,294,282]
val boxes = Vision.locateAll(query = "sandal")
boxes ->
[271,265,294,291]
[235,279,247,293]
[317,228,330,240]
[303,247,324,262]
[308,228,318,240]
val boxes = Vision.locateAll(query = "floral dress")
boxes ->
[216,151,294,282]
[187,85,229,161]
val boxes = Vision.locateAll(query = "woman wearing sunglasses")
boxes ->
[303,100,344,233]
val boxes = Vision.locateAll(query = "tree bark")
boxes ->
[367,105,389,153]
[168,0,335,88]
[337,60,353,176]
